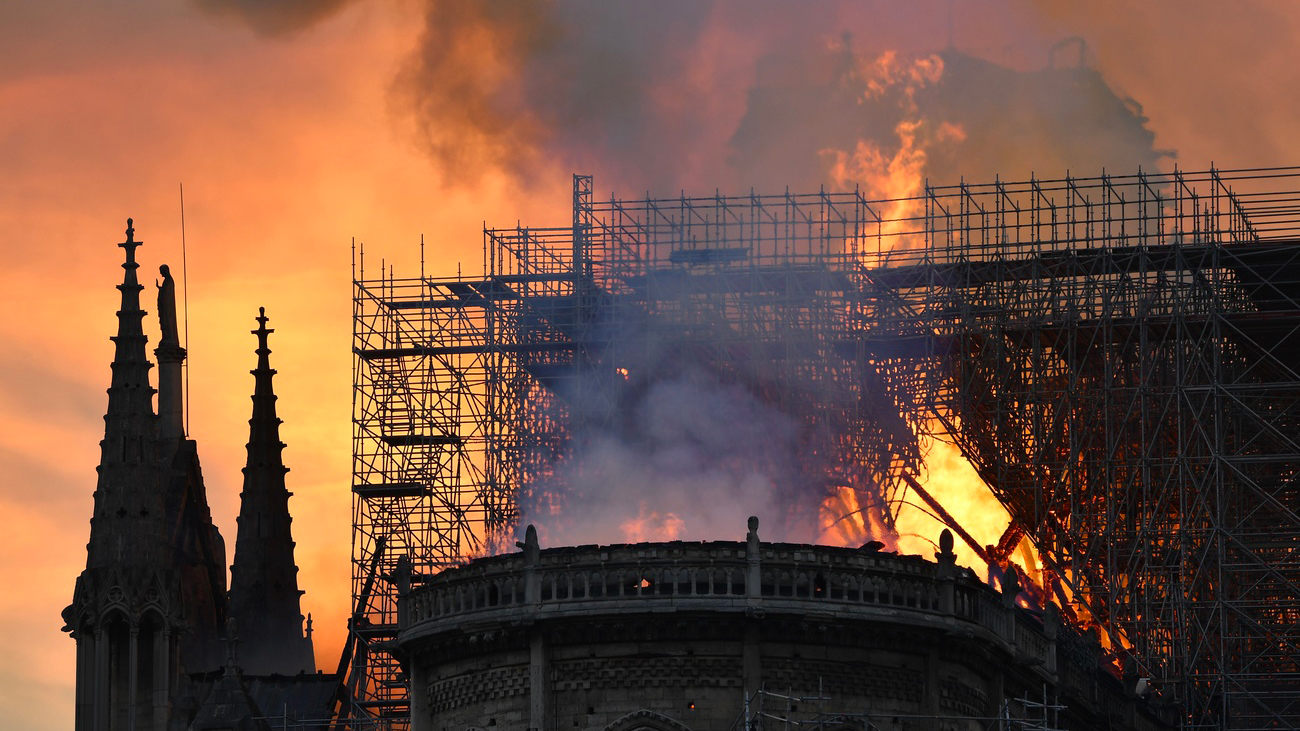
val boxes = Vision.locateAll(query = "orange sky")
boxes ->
[5,2,1300,728]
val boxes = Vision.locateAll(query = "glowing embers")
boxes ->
[619,505,685,543]
[818,484,889,547]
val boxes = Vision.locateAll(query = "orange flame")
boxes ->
[620,504,685,543]
[818,485,891,548]
[822,52,963,251]
[817,51,1047,601]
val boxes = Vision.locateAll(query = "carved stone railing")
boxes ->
[400,528,1057,673]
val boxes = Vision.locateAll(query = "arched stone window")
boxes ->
[601,709,695,731]
[102,609,133,730]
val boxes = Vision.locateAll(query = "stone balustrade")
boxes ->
[397,524,1171,731]
[400,532,1052,670]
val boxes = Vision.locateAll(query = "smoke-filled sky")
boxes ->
[4,1,1300,728]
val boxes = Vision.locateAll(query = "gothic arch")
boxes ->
[601,709,695,731]
[99,605,132,630]
[137,604,166,630]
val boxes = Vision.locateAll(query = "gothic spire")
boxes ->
[105,218,156,438]
[66,220,197,731]
[85,218,164,568]
[228,308,315,675]
[66,221,242,731]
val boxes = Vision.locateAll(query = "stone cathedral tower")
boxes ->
[63,220,229,730]
[64,221,327,730]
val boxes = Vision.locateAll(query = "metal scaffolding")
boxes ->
[352,168,1300,729]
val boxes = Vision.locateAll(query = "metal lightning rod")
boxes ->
[180,183,191,437]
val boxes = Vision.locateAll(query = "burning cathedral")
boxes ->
[61,40,1300,731]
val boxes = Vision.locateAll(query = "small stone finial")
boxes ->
[935,528,957,578]
[393,554,413,594]
[1000,565,1021,608]
[516,524,540,566]
[1043,602,1061,639]
[254,306,272,337]
[746,516,760,556]
[119,218,141,261]
[306,613,314,641]
[252,307,275,355]
[1084,625,1102,656]
[1123,654,1140,682]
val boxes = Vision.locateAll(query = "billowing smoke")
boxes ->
[200,1,1169,549]
[521,366,811,547]
[507,285,915,549]
[194,1,1166,192]
[755,42,1167,196]
[191,0,356,37]
[382,2,1168,549]
[393,0,744,191]
[390,1,1165,195]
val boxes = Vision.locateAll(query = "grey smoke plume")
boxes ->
[393,0,724,191]
[398,3,1167,548]
[508,289,913,549]
[733,44,1167,195]
[392,1,1165,194]
[192,1,1167,188]
[522,367,810,547]
[191,0,356,37]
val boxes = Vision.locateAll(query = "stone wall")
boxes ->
[398,533,1171,731]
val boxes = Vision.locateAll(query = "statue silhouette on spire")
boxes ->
[157,264,179,347]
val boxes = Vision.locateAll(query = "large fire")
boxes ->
[822,51,963,251]
[620,505,686,543]
[512,44,1110,617]
[818,50,1044,598]
[532,46,1051,608]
